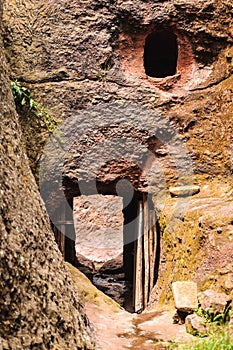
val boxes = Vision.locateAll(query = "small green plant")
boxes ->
[10,80,59,133]
[195,302,231,326]
[167,330,233,349]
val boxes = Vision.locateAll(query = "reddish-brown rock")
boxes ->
[2,0,233,310]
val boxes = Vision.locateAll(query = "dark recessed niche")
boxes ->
[144,30,178,78]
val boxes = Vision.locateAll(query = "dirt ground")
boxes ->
[68,263,195,350]
[86,304,195,350]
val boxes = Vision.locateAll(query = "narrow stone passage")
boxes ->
[53,192,160,313]
[85,293,194,349]
[68,263,195,350]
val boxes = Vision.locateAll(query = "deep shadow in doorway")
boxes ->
[52,193,161,313]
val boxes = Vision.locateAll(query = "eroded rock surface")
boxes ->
[2,0,233,314]
[0,5,95,348]
[74,195,124,262]
[3,0,233,184]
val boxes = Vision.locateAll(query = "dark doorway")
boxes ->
[51,199,77,265]
[122,192,139,312]
[144,30,178,78]
[52,192,160,313]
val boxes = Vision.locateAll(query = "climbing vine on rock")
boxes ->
[10,80,61,182]
[10,80,59,133]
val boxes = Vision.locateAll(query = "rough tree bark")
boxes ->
[0,1,95,348]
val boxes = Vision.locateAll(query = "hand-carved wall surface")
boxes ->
[0,2,95,347]
[3,0,233,308]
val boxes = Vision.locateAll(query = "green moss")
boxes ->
[153,176,233,310]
